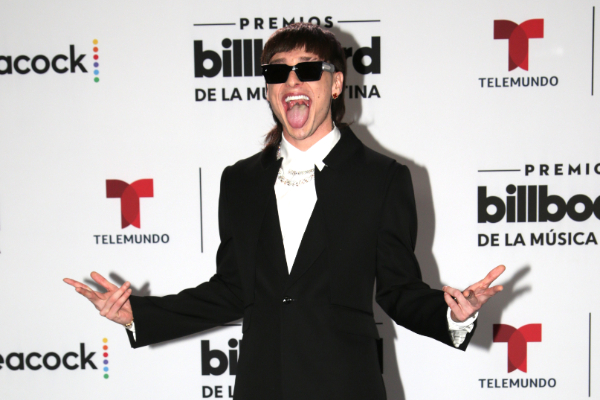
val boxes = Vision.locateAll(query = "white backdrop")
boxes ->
[0,0,598,399]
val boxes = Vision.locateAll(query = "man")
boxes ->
[65,23,504,400]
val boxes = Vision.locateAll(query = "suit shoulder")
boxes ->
[221,150,265,183]
[361,144,408,177]
[229,151,263,172]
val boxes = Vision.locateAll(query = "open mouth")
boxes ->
[283,94,311,129]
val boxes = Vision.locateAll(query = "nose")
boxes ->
[286,70,302,86]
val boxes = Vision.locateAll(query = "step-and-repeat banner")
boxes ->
[1,1,598,399]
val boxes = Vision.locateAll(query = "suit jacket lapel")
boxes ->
[258,188,290,279]
[229,146,281,305]
[285,127,365,289]
[285,199,327,290]
[249,128,364,293]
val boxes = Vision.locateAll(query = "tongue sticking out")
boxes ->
[287,103,310,129]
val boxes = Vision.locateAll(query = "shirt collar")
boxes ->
[279,125,341,171]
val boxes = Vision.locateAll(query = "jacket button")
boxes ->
[282,297,295,304]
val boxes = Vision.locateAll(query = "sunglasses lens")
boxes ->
[262,64,291,84]
[295,62,324,82]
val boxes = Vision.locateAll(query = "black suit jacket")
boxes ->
[127,127,475,400]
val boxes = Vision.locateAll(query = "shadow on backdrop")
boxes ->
[333,25,410,400]
[84,272,151,297]
[333,25,520,399]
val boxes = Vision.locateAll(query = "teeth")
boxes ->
[285,95,310,102]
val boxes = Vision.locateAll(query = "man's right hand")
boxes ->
[63,272,133,326]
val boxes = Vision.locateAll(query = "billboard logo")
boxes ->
[493,323,541,372]
[193,36,381,78]
[201,338,240,398]
[494,19,544,71]
[478,185,600,223]
[106,179,153,229]
[201,339,240,376]
[194,39,263,78]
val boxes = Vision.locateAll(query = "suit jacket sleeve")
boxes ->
[375,163,475,350]
[126,166,244,348]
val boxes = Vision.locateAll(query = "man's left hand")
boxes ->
[443,265,506,322]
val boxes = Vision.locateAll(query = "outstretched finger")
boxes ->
[63,278,93,291]
[90,271,118,292]
[74,286,100,302]
[479,284,504,302]
[479,265,506,287]
[465,265,506,293]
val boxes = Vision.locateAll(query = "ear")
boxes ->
[332,71,343,97]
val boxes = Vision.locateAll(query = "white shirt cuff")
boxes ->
[125,321,137,341]
[446,308,477,347]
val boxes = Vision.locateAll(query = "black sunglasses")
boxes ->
[261,61,335,84]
